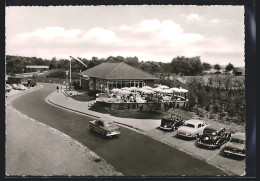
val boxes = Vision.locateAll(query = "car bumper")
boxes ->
[106,131,121,136]
[224,149,245,157]
[177,132,194,138]
[197,141,218,148]
[159,126,173,131]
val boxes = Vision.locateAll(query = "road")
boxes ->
[11,83,228,176]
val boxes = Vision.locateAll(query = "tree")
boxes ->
[225,63,234,73]
[170,56,203,76]
[202,62,212,71]
[189,56,203,75]
[213,64,221,70]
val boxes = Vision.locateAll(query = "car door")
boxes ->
[93,120,100,133]
[198,123,206,135]
[97,121,105,134]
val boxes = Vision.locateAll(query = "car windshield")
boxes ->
[230,138,245,144]
[204,129,217,135]
[184,123,195,128]
[104,122,113,127]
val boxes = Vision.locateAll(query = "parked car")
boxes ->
[17,84,27,90]
[197,126,231,149]
[89,117,121,137]
[12,84,20,90]
[159,114,184,131]
[177,119,208,139]
[6,84,12,92]
[223,132,246,157]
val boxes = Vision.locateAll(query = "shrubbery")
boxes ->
[185,75,245,124]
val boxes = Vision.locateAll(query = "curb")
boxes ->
[46,95,143,132]
[46,97,100,119]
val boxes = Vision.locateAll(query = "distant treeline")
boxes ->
[6,55,238,76]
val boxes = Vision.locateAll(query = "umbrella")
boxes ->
[141,89,154,94]
[129,87,139,91]
[161,89,173,94]
[179,88,189,93]
[119,90,131,95]
[170,87,181,92]
[121,87,131,91]
[142,86,153,90]
[157,85,169,89]
[111,88,121,93]
[153,87,164,93]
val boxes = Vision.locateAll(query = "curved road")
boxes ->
[12,84,228,176]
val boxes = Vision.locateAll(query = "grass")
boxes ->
[70,94,94,102]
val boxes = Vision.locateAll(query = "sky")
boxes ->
[6,6,245,67]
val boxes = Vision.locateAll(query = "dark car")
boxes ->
[159,114,184,131]
[89,117,121,137]
[197,126,231,149]
[224,132,246,157]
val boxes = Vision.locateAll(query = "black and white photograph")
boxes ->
[4,3,255,177]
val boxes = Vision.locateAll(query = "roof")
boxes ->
[99,117,113,123]
[232,132,245,140]
[79,62,158,80]
[185,119,205,125]
[204,125,224,131]
[26,65,49,69]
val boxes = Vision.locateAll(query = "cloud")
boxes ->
[185,13,205,22]
[18,27,82,40]
[83,27,117,44]
[11,19,243,66]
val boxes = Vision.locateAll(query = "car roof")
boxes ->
[185,119,205,125]
[98,117,113,123]
[204,125,224,131]
[232,132,245,140]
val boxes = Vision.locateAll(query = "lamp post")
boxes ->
[69,59,71,85]
[65,70,69,90]
[69,56,88,89]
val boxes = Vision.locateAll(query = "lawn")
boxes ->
[70,93,95,102]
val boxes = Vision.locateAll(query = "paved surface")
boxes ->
[47,85,245,176]
[48,90,161,132]
[10,83,228,176]
[6,86,122,176]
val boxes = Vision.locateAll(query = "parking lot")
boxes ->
[145,128,245,176]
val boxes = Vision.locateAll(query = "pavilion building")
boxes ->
[79,62,158,92]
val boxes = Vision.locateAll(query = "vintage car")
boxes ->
[197,126,231,149]
[89,117,121,137]
[177,119,208,139]
[12,84,26,90]
[159,114,184,131]
[224,132,246,157]
[6,84,12,92]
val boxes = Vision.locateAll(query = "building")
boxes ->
[79,62,158,92]
[26,65,49,72]
[233,67,245,76]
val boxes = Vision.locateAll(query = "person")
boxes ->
[56,85,59,93]
[60,85,63,93]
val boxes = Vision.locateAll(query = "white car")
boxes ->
[17,84,27,90]
[12,84,20,90]
[177,119,208,139]
[13,84,26,90]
